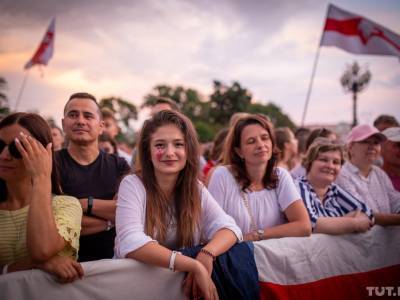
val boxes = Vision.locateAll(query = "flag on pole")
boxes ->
[320,4,400,58]
[24,18,55,70]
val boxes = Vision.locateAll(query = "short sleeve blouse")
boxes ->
[207,166,301,234]
[0,195,82,265]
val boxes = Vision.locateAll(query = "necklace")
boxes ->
[241,191,257,232]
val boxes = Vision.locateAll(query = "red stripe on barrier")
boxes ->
[259,264,400,300]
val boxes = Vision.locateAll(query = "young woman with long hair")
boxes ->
[208,114,311,241]
[115,110,241,300]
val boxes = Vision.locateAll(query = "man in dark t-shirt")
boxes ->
[56,92,130,261]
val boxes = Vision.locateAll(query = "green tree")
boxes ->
[209,80,252,125]
[142,85,179,106]
[141,81,297,142]
[247,102,296,129]
[99,97,138,144]
[0,77,10,118]
[143,84,205,121]
[99,97,138,127]
[193,120,216,143]
[143,85,217,141]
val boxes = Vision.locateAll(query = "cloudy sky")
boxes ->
[0,0,399,129]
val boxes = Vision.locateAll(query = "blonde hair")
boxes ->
[303,138,345,173]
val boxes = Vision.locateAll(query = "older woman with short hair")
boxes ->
[296,138,374,234]
[336,124,400,226]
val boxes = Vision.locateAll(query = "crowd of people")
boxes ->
[1,92,399,299]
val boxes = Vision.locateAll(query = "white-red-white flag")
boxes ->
[320,4,400,58]
[24,18,55,70]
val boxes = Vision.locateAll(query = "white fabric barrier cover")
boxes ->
[1,226,399,300]
[0,258,186,300]
[254,225,400,284]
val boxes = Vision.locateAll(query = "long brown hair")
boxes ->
[0,112,62,201]
[223,114,279,190]
[137,110,201,248]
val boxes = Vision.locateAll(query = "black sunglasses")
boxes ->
[0,139,22,159]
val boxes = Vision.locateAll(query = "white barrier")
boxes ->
[1,226,399,300]
[0,258,185,300]
[255,225,400,284]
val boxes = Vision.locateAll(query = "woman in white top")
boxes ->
[115,110,242,300]
[208,114,311,241]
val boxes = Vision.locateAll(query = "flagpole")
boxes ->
[300,45,322,127]
[14,70,30,111]
[300,4,331,127]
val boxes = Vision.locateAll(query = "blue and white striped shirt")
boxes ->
[295,176,373,230]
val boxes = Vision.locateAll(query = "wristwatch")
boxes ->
[257,229,264,241]
[106,220,113,231]
[87,196,94,216]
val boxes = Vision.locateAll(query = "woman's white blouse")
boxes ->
[208,166,301,234]
[115,174,242,258]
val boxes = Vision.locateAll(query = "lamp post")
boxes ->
[340,62,371,127]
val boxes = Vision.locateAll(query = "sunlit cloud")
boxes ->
[0,0,399,128]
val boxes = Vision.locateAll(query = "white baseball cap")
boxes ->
[382,127,400,142]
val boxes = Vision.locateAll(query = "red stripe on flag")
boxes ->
[259,264,400,300]
[324,18,361,36]
[30,31,54,65]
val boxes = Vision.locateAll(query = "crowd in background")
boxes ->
[1,93,399,299]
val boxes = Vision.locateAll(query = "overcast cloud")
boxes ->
[0,0,399,128]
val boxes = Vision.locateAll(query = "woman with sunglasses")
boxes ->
[0,113,83,282]
[296,138,374,234]
[336,124,400,226]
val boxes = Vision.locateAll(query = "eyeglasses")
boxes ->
[358,139,381,146]
[0,139,22,159]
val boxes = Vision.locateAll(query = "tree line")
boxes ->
[0,77,296,142]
